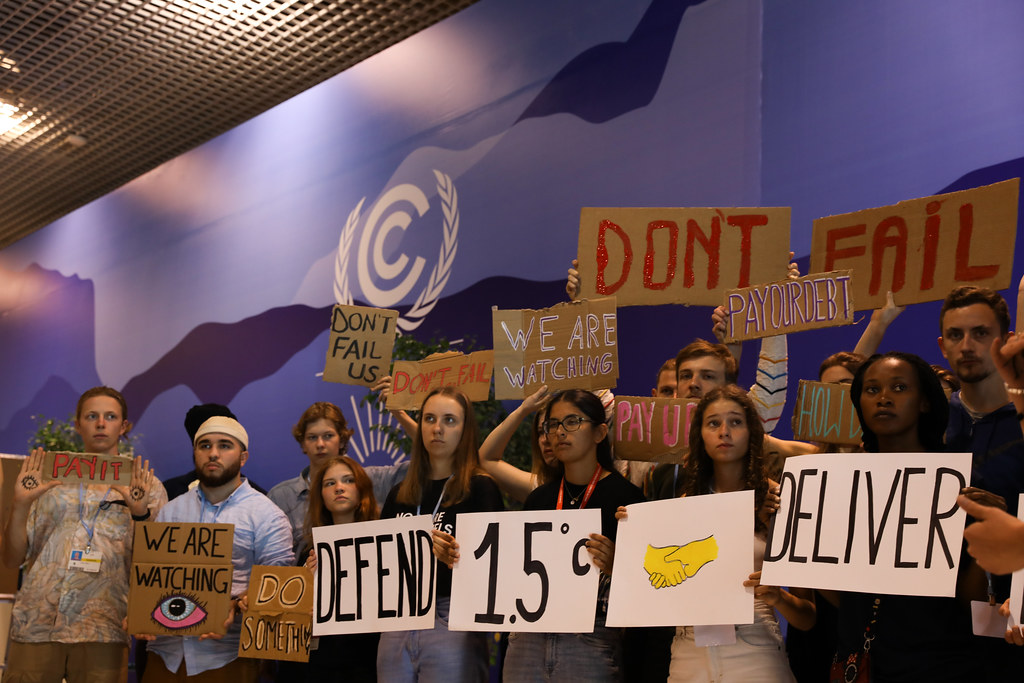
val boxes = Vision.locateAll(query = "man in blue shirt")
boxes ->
[143,415,294,682]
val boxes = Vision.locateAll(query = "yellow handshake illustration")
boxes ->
[643,536,718,589]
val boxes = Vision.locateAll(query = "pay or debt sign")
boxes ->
[312,516,436,635]
[449,509,601,633]
[761,452,970,597]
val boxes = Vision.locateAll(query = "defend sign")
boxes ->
[387,350,494,410]
[577,207,791,306]
[43,450,132,486]
[811,179,1019,310]
[323,304,398,387]
[449,509,601,633]
[613,397,698,463]
[493,298,618,399]
[723,271,854,342]
[761,452,971,597]
[791,380,863,446]
[313,516,436,635]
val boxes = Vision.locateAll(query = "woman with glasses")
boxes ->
[501,389,645,682]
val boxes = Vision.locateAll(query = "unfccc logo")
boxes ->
[334,170,458,332]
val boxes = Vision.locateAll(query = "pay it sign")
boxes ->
[43,450,132,486]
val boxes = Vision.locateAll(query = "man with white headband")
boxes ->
[142,415,293,683]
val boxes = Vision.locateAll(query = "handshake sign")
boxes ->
[643,536,718,589]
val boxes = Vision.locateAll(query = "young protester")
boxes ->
[653,385,809,682]
[377,387,504,683]
[142,415,294,682]
[2,386,165,683]
[497,389,646,682]
[834,352,988,681]
[477,385,555,503]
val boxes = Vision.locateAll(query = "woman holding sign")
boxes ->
[501,389,645,682]
[378,387,504,683]
[653,385,809,682]
[835,352,985,682]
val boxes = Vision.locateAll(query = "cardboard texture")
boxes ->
[387,350,494,410]
[42,450,133,486]
[761,452,971,597]
[576,207,791,306]
[723,270,854,342]
[238,566,313,662]
[810,179,1019,311]
[323,304,398,386]
[128,522,235,637]
[492,297,619,399]
[613,397,698,463]
[791,380,863,446]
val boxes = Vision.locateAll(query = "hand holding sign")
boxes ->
[14,448,61,506]
[113,456,153,518]
[959,495,1024,575]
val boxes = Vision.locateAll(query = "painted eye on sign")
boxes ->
[448,509,601,633]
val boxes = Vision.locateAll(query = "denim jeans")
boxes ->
[376,598,489,683]
[502,624,623,682]
[668,622,795,682]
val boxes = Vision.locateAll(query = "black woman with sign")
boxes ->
[377,387,504,682]
[502,389,645,682]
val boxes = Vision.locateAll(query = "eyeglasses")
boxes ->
[541,415,592,435]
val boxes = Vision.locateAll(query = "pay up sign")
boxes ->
[323,304,398,387]
[492,298,618,400]
[722,271,854,343]
[43,450,132,486]
[614,397,698,463]
[576,207,791,306]
[811,179,1019,311]
[761,452,971,597]
[239,566,313,662]
[128,523,234,636]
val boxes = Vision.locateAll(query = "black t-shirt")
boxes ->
[523,468,645,542]
[381,474,504,598]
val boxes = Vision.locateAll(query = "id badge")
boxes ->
[68,548,102,572]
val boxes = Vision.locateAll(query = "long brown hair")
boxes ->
[303,455,379,549]
[396,387,483,507]
[531,408,560,486]
[681,385,769,532]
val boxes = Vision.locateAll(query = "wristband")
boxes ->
[1006,384,1024,396]
[131,509,151,522]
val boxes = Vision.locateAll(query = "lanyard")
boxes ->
[417,477,452,520]
[78,484,112,552]
[556,465,602,510]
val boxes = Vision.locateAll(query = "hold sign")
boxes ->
[791,380,863,446]
[43,450,132,486]
[723,271,854,342]
[128,523,234,636]
[324,304,398,386]
[492,298,618,399]
[613,397,698,463]
[312,516,436,635]
[811,179,1019,311]
[576,207,791,306]
[607,492,754,627]
[387,350,494,410]
[761,452,971,597]
[449,509,601,633]
[239,566,313,662]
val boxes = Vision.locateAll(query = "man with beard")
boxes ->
[143,416,293,683]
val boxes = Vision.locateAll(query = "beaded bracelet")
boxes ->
[1006,384,1024,396]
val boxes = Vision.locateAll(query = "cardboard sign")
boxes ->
[810,179,1019,311]
[42,450,132,486]
[791,380,863,446]
[239,566,313,662]
[723,270,854,342]
[576,207,791,306]
[607,492,755,627]
[128,523,235,636]
[324,304,398,386]
[312,516,436,635]
[449,509,601,633]
[613,397,698,463]
[386,350,494,410]
[761,452,971,597]
[493,298,618,399]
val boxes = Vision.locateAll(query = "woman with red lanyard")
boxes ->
[502,389,645,682]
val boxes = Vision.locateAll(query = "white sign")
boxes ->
[607,492,754,627]
[449,510,601,633]
[312,516,436,635]
[1008,494,1024,632]
[761,452,971,597]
